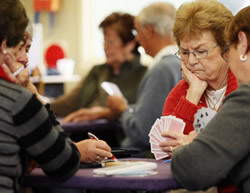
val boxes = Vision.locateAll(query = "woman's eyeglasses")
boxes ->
[175,45,218,61]
[221,43,231,62]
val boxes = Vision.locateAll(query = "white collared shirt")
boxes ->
[150,45,178,69]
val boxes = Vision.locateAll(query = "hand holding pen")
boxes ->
[75,134,112,163]
[88,132,118,162]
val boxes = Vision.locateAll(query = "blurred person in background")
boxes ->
[50,12,147,122]
[107,2,182,157]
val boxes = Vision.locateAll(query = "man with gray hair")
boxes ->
[108,2,181,157]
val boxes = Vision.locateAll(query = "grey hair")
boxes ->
[137,2,176,37]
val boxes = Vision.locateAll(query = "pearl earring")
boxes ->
[240,54,247,62]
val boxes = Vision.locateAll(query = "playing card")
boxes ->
[150,143,165,153]
[149,115,185,160]
[193,107,217,133]
[168,118,185,133]
[154,152,170,160]
[101,81,123,96]
[149,134,162,145]
[149,119,160,139]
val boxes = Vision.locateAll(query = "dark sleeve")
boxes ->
[51,65,101,116]
[171,85,250,191]
[50,77,85,116]
[14,95,80,181]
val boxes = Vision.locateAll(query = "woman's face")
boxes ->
[103,27,131,66]
[180,31,228,83]
[16,34,31,66]
[15,34,32,86]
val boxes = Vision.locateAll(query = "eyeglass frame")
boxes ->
[175,44,218,61]
[221,42,232,62]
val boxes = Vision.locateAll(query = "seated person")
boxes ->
[0,2,112,192]
[159,1,238,192]
[160,0,237,150]
[107,2,182,157]
[50,12,147,122]
[171,5,250,193]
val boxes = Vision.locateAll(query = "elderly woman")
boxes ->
[160,0,237,151]
[0,1,112,192]
[171,5,250,193]
[51,12,147,122]
[159,1,238,192]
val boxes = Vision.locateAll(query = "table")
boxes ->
[60,119,118,133]
[60,119,123,147]
[23,158,180,192]
[31,74,81,97]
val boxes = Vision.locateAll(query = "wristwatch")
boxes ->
[128,106,135,113]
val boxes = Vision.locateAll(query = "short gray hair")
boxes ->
[136,2,176,37]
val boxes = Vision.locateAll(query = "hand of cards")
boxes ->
[149,116,185,160]
[101,81,123,97]
[193,107,217,133]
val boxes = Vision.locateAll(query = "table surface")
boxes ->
[30,74,81,84]
[23,158,180,192]
[60,119,118,133]
[59,119,122,147]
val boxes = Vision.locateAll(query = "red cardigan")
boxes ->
[162,70,238,193]
[162,69,238,134]
[162,69,239,193]
[0,65,13,82]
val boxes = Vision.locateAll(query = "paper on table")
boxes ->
[93,161,157,176]
[101,81,123,97]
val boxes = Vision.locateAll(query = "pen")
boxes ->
[87,132,118,162]
[163,159,171,163]
[13,66,25,76]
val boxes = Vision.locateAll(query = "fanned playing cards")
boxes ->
[149,116,185,160]
[193,107,217,133]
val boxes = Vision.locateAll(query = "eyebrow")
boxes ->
[180,44,206,50]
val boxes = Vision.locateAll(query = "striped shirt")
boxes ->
[0,78,80,193]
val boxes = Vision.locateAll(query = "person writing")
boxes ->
[0,1,112,192]
[171,5,250,193]
[50,12,147,122]
[14,25,112,164]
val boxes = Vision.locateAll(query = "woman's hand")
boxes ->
[75,139,112,163]
[16,67,29,87]
[2,51,18,82]
[160,130,198,155]
[181,62,208,105]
